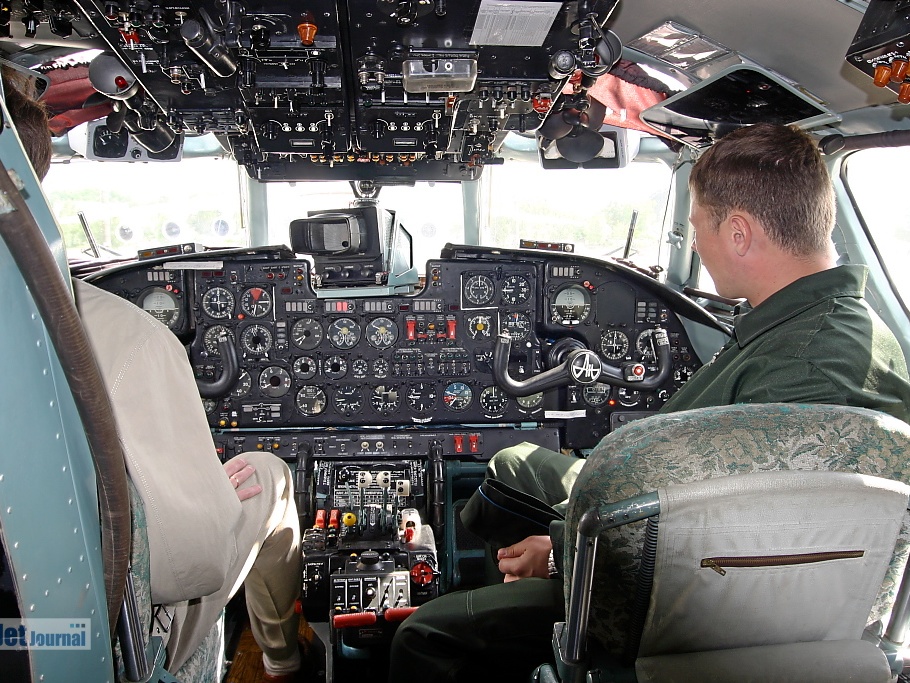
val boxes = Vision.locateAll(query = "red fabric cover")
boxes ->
[41,65,112,135]
[564,61,674,138]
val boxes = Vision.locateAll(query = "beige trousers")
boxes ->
[158,451,302,670]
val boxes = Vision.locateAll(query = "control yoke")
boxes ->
[196,336,240,399]
[492,328,672,397]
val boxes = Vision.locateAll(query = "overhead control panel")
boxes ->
[61,0,620,180]
[847,0,910,104]
[87,244,723,448]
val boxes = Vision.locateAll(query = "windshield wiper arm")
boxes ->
[77,212,123,258]
[78,211,101,259]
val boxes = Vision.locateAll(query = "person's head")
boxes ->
[689,123,834,257]
[688,123,835,304]
[1,64,52,180]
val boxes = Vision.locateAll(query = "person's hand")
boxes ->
[497,535,552,582]
[224,458,262,502]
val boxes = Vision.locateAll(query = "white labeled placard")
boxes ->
[470,0,561,47]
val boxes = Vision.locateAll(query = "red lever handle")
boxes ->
[332,611,378,628]
[384,607,418,622]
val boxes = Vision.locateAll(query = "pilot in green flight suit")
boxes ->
[387,123,910,683]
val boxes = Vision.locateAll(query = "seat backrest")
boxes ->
[563,403,910,659]
[640,470,909,654]
[119,479,225,683]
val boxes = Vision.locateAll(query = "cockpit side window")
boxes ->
[843,148,910,307]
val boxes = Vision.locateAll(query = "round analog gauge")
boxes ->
[479,386,509,416]
[328,317,362,350]
[239,287,273,318]
[230,370,252,398]
[203,399,218,414]
[406,382,437,412]
[351,358,369,379]
[240,324,273,355]
[467,314,494,340]
[259,366,292,398]
[500,312,532,341]
[323,355,348,380]
[203,325,235,355]
[291,318,323,350]
[501,275,531,305]
[334,385,364,415]
[366,317,399,349]
[617,387,641,407]
[583,383,611,407]
[636,329,657,361]
[293,356,318,380]
[463,274,495,306]
[296,386,327,416]
[551,285,592,326]
[443,381,473,411]
[517,392,544,411]
[371,385,400,415]
[139,287,180,328]
[600,330,630,360]
[201,286,234,320]
[372,358,390,379]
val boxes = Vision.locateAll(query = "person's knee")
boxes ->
[235,451,293,494]
[486,442,540,479]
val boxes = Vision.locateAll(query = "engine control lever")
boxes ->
[429,442,445,541]
[196,336,240,399]
[491,328,672,396]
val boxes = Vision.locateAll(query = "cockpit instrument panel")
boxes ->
[85,245,723,448]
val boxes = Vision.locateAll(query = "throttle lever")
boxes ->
[491,328,672,397]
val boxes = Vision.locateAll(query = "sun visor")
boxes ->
[639,65,840,149]
[625,21,839,148]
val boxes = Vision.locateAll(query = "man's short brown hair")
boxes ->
[688,123,834,257]
[2,64,52,180]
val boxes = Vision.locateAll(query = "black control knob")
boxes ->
[359,550,381,566]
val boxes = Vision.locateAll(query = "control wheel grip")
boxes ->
[492,328,672,395]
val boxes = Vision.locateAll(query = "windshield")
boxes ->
[265,180,466,271]
[44,138,675,275]
[44,156,246,260]
[481,155,672,266]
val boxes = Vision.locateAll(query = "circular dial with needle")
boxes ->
[600,329,630,360]
[240,286,272,318]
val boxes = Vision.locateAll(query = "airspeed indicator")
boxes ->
[240,287,272,318]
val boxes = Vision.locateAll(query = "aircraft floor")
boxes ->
[225,617,325,683]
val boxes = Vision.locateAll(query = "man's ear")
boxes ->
[728,213,753,257]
